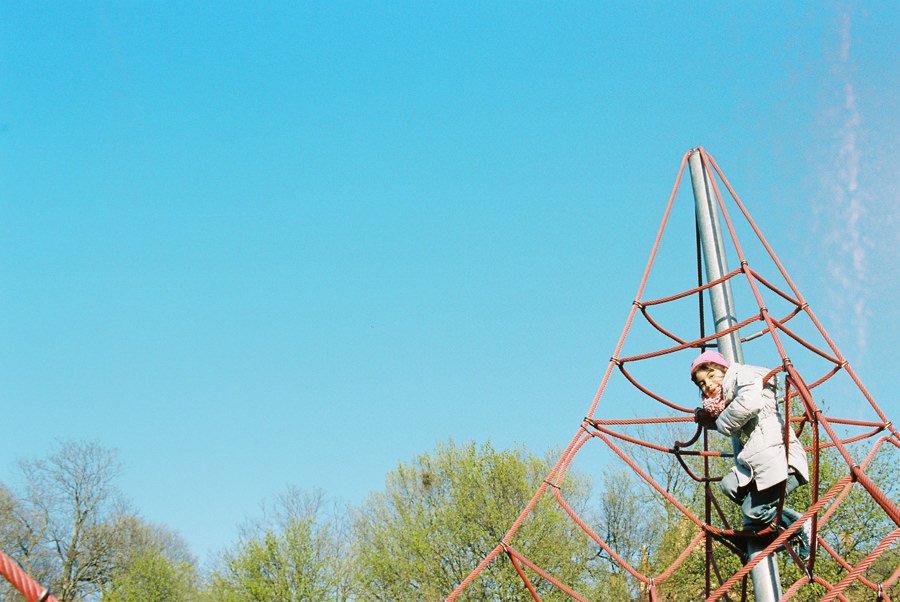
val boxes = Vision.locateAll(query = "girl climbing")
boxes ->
[691,350,811,558]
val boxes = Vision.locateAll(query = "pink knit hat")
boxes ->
[690,350,729,376]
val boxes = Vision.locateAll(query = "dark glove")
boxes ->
[694,407,718,429]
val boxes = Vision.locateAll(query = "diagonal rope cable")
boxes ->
[0,550,58,602]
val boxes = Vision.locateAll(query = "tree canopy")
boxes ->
[1,436,897,601]
[352,439,605,601]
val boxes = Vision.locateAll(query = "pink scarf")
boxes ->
[703,392,728,416]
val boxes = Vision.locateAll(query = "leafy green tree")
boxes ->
[100,516,200,602]
[592,466,657,601]
[352,440,604,601]
[204,488,351,601]
[101,547,196,602]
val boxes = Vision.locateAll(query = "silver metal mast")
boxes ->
[688,149,780,602]
[688,151,743,364]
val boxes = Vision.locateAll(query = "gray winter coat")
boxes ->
[714,363,810,491]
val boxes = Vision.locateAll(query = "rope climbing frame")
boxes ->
[446,147,899,602]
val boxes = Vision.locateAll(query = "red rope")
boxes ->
[505,546,590,601]
[506,548,542,601]
[0,550,58,602]
[744,266,802,306]
[819,529,900,602]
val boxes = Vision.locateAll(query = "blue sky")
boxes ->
[1,2,897,565]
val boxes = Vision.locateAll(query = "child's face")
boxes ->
[693,366,725,398]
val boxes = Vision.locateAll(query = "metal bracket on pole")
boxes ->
[688,149,780,602]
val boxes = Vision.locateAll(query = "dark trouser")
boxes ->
[720,472,804,529]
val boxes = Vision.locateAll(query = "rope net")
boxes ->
[447,148,899,601]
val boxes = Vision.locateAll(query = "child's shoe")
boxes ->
[790,519,812,561]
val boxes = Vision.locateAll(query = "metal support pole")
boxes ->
[688,151,743,364]
[688,149,780,602]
